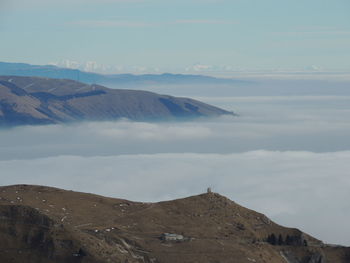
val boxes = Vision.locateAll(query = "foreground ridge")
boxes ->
[0,184,349,263]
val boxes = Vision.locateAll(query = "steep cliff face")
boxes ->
[0,185,349,263]
[0,205,98,263]
[0,76,233,126]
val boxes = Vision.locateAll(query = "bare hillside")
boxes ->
[0,185,348,263]
[0,76,233,126]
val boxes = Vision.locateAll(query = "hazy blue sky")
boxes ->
[1,0,350,73]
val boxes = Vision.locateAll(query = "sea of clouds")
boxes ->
[1,92,350,246]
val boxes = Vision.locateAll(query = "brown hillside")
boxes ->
[0,185,348,263]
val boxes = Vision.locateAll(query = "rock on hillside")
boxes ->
[0,185,349,263]
[0,76,233,126]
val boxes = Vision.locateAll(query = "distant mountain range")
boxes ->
[0,62,246,86]
[0,184,348,263]
[0,76,233,126]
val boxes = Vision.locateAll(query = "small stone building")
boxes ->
[160,233,184,242]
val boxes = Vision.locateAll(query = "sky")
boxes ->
[1,0,350,73]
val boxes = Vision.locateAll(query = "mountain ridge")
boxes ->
[0,76,233,126]
[0,62,246,86]
[0,184,349,263]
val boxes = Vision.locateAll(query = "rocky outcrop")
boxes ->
[0,205,93,263]
[308,252,325,263]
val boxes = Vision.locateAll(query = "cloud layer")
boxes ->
[2,96,350,160]
[1,151,350,245]
[1,96,350,245]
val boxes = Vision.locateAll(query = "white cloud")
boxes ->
[49,60,164,74]
[174,19,236,25]
[1,95,350,246]
[1,151,350,245]
[72,20,153,28]
[70,19,237,29]
[274,29,350,37]
[186,63,213,72]
[95,121,212,140]
[2,95,350,160]
[1,0,146,12]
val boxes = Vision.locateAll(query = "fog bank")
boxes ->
[1,151,350,245]
[1,95,350,246]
